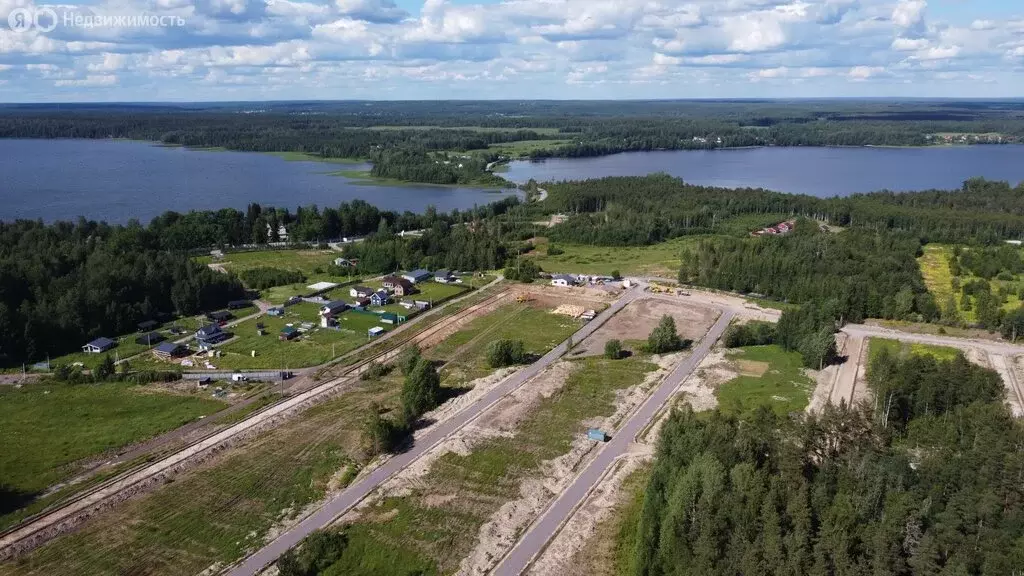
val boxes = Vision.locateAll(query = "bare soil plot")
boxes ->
[574,298,719,357]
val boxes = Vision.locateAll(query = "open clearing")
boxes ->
[918,244,1024,324]
[717,345,815,415]
[0,383,225,531]
[324,354,662,576]
[527,237,701,278]
[0,292,573,575]
[867,337,961,362]
[574,298,719,357]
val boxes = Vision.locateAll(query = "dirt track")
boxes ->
[574,298,719,357]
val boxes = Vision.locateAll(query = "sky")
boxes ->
[0,0,1023,101]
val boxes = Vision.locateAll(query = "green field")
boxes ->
[717,345,815,415]
[318,356,659,575]
[427,303,582,385]
[202,249,341,276]
[868,337,960,363]
[918,244,1024,324]
[528,237,701,278]
[0,383,225,529]
[2,379,392,576]
[487,139,572,157]
[44,328,180,371]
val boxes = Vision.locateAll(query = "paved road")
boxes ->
[224,285,646,576]
[491,309,735,576]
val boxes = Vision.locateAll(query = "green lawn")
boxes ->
[45,328,183,371]
[717,345,815,415]
[0,382,225,528]
[868,338,960,363]
[2,380,392,576]
[528,237,702,278]
[427,303,583,385]
[320,355,658,575]
[204,304,394,370]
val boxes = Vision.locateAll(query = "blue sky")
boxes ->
[1,0,1023,101]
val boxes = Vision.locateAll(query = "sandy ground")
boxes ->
[528,346,732,575]
[574,298,719,357]
[456,354,679,576]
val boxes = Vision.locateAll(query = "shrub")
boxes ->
[723,321,777,348]
[360,361,393,381]
[487,338,527,368]
[277,529,348,576]
[401,358,441,423]
[647,315,685,354]
[605,339,623,360]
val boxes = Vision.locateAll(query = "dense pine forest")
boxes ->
[0,220,244,366]
[631,354,1023,576]
[2,99,1023,184]
[0,199,521,366]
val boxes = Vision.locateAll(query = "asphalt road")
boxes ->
[491,309,735,576]
[224,285,646,576]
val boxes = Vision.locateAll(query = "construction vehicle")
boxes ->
[516,293,532,303]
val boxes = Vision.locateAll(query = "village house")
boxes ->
[135,332,165,346]
[137,320,160,332]
[280,326,299,341]
[402,269,432,284]
[196,324,230,346]
[433,270,453,283]
[153,342,188,359]
[319,301,348,328]
[370,290,391,307]
[82,337,116,354]
[382,276,415,296]
[350,286,374,299]
[551,274,577,288]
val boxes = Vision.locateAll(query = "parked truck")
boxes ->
[587,428,609,442]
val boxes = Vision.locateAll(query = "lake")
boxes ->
[0,139,519,223]
[503,145,1024,196]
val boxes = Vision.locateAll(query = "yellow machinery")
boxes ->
[516,293,532,303]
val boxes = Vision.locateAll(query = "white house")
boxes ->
[551,274,577,288]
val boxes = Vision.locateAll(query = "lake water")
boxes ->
[503,145,1024,197]
[0,140,520,223]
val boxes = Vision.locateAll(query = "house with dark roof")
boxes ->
[228,300,252,310]
[154,342,188,359]
[350,286,374,299]
[320,301,349,316]
[382,276,415,296]
[135,332,165,346]
[137,320,160,332]
[551,274,578,288]
[196,324,230,345]
[207,310,233,323]
[433,270,453,283]
[82,337,116,354]
[402,269,432,284]
[370,290,391,307]
[280,326,299,341]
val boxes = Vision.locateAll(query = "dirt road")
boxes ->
[490,310,735,576]
[222,285,647,576]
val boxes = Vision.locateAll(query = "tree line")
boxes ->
[544,175,1024,246]
[630,353,1022,575]
[0,219,244,366]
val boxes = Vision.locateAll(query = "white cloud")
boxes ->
[0,0,1022,99]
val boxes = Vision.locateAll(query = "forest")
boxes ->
[0,219,244,367]
[2,99,1023,184]
[544,175,1024,246]
[630,353,1023,576]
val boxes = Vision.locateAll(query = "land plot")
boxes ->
[717,345,815,415]
[574,298,719,357]
[0,383,225,531]
[527,237,701,278]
